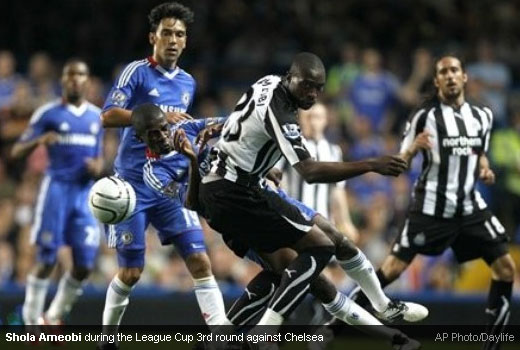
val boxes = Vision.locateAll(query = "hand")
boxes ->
[479,167,495,185]
[266,168,283,187]
[371,155,408,176]
[173,129,197,160]
[195,124,224,154]
[166,111,193,124]
[85,158,104,177]
[38,131,59,146]
[412,130,433,152]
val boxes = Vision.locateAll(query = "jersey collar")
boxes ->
[147,56,180,80]
[63,99,88,117]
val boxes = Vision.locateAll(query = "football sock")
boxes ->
[102,276,133,328]
[483,279,512,350]
[339,250,390,312]
[267,245,334,319]
[227,270,280,326]
[22,274,50,325]
[193,276,233,327]
[322,291,380,325]
[45,272,83,323]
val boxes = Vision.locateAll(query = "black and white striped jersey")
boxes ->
[210,75,311,186]
[278,137,344,218]
[401,99,493,218]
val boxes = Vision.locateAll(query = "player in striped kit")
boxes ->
[350,55,516,350]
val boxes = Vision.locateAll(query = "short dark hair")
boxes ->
[289,52,325,76]
[63,58,89,75]
[131,103,165,136]
[148,2,194,32]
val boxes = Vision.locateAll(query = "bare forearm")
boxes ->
[185,157,202,212]
[100,108,132,128]
[11,140,40,159]
[296,160,374,184]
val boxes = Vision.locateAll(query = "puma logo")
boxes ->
[245,288,257,300]
[285,268,297,278]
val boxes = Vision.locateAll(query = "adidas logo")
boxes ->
[148,88,160,97]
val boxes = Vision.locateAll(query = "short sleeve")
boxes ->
[103,61,141,112]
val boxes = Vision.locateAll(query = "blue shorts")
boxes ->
[31,176,100,268]
[265,186,318,221]
[105,177,206,268]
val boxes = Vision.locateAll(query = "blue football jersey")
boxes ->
[103,57,196,182]
[20,99,103,182]
[143,117,225,198]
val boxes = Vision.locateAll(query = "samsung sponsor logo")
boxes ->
[158,104,186,113]
[57,134,97,146]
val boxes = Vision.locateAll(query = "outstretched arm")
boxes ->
[11,131,59,159]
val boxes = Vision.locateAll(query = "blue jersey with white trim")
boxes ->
[143,117,225,198]
[19,99,103,182]
[103,57,196,182]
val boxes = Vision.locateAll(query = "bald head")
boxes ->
[131,103,165,135]
[286,52,326,110]
[131,103,173,154]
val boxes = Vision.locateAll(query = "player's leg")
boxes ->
[45,190,101,324]
[456,211,515,350]
[22,177,64,325]
[101,209,147,328]
[152,201,231,327]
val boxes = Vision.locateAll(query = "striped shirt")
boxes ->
[210,75,311,187]
[278,137,344,218]
[401,99,493,218]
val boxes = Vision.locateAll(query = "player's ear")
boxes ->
[462,72,468,84]
[149,32,156,46]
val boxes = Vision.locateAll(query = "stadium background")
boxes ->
[0,0,519,326]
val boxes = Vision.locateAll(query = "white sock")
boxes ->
[322,291,381,326]
[22,275,50,325]
[102,276,133,328]
[45,272,83,323]
[339,250,390,312]
[257,307,284,326]
[193,276,232,327]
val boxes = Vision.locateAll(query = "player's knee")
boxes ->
[309,274,337,303]
[186,252,212,279]
[335,236,359,260]
[492,255,516,282]
[71,266,92,281]
[33,263,55,279]
[118,267,142,286]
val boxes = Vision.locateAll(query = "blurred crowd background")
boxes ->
[1,0,520,297]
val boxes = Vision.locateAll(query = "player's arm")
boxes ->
[398,108,431,165]
[172,128,201,212]
[479,107,495,185]
[11,107,58,159]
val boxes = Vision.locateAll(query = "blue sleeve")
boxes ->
[19,107,51,143]
[102,62,141,112]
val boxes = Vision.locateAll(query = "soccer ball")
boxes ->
[88,176,136,224]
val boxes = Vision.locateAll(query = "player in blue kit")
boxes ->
[12,59,104,325]
[98,2,230,333]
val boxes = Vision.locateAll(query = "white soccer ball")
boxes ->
[88,176,136,224]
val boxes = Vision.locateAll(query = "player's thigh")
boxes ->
[105,209,148,268]
[31,178,67,263]
[200,180,315,253]
[391,212,457,263]
[65,193,101,269]
[454,210,510,265]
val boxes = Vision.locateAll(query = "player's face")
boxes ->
[150,18,187,68]
[434,57,467,101]
[288,69,325,110]
[61,62,89,103]
[143,118,172,154]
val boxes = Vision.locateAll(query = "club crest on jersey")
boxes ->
[182,92,190,107]
[111,89,128,107]
[59,122,70,132]
[90,122,100,135]
[281,123,301,140]
[120,231,134,245]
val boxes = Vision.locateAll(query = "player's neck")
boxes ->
[153,55,177,70]
[63,97,85,107]
[438,93,465,109]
